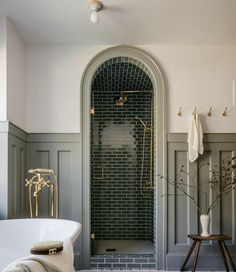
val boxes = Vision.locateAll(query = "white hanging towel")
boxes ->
[187,113,204,163]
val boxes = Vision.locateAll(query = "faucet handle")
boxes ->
[25,179,32,187]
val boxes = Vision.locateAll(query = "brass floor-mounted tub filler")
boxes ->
[25,169,58,218]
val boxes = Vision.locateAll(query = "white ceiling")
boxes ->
[1,0,236,45]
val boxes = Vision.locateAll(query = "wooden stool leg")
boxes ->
[192,241,201,272]
[221,241,236,271]
[180,240,197,271]
[218,241,229,271]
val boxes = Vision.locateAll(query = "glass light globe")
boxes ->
[90,11,99,24]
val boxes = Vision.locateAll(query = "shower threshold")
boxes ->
[94,240,154,255]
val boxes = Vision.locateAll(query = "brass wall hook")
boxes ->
[177,107,182,116]
[207,107,212,117]
[222,107,228,117]
[192,107,197,115]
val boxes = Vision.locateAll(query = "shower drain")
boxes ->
[105,248,116,252]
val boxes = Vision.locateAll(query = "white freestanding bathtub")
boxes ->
[0,219,82,271]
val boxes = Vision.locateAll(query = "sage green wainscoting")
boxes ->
[166,133,236,270]
[0,122,26,219]
[0,121,82,269]
[26,133,81,220]
[8,123,27,219]
[0,122,11,219]
[26,131,82,269]
[1,121,236,270]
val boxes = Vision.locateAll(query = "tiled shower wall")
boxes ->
[91,57,154,241]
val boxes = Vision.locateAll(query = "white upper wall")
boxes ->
[144,45,236,133]
[6,18,25,130]
[0,17,7,121]
[25,45,106,133]
[0,17,25,128]
[25,45,236,133]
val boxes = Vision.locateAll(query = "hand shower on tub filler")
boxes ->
[25,168,59,218]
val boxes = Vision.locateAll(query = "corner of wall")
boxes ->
[6,17,26,131]
[0,16,7,122]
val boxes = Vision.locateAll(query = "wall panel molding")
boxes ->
[168,133,236,143]
[8,134,26,218]
[0,125,8,219]
[25,127,82,270]
[2,122,236,270]
[9,122,27,142]
[0,121,81,269]
[166,133,236,270]
[0,121,26,219]
[27,133,80,143]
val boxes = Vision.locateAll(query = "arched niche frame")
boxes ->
[81,45,167,269]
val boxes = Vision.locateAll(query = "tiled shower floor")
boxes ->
[94,240,154,254]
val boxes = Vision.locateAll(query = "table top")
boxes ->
[188,234,232,241]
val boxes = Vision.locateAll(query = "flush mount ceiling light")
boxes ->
[89,0,103,24]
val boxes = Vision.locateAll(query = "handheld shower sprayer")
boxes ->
[135,116,147,129]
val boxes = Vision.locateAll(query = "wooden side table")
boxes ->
[180,235,236,272]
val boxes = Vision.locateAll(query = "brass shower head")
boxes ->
[113,94,128,106]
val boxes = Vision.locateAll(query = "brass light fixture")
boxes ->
[89,0,103,24]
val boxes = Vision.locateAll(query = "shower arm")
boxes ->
[121,90,152,95]
[135,116,147,130]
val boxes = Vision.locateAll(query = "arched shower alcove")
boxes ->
[81,46,166,269]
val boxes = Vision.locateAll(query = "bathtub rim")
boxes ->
[0,218,82,245]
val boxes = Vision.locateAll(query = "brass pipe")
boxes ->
[29,184,33,218]
[135,97,153,193]
[140,128,146,193]
[149,99,153,188]
[35,189,39,218]
[54,174,59,219]
[50,184,54,218]
[136,116,153,193]
[121,90,152,95]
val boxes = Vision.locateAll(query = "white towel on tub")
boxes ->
[2,239,75,272]
[188,113,204,163]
